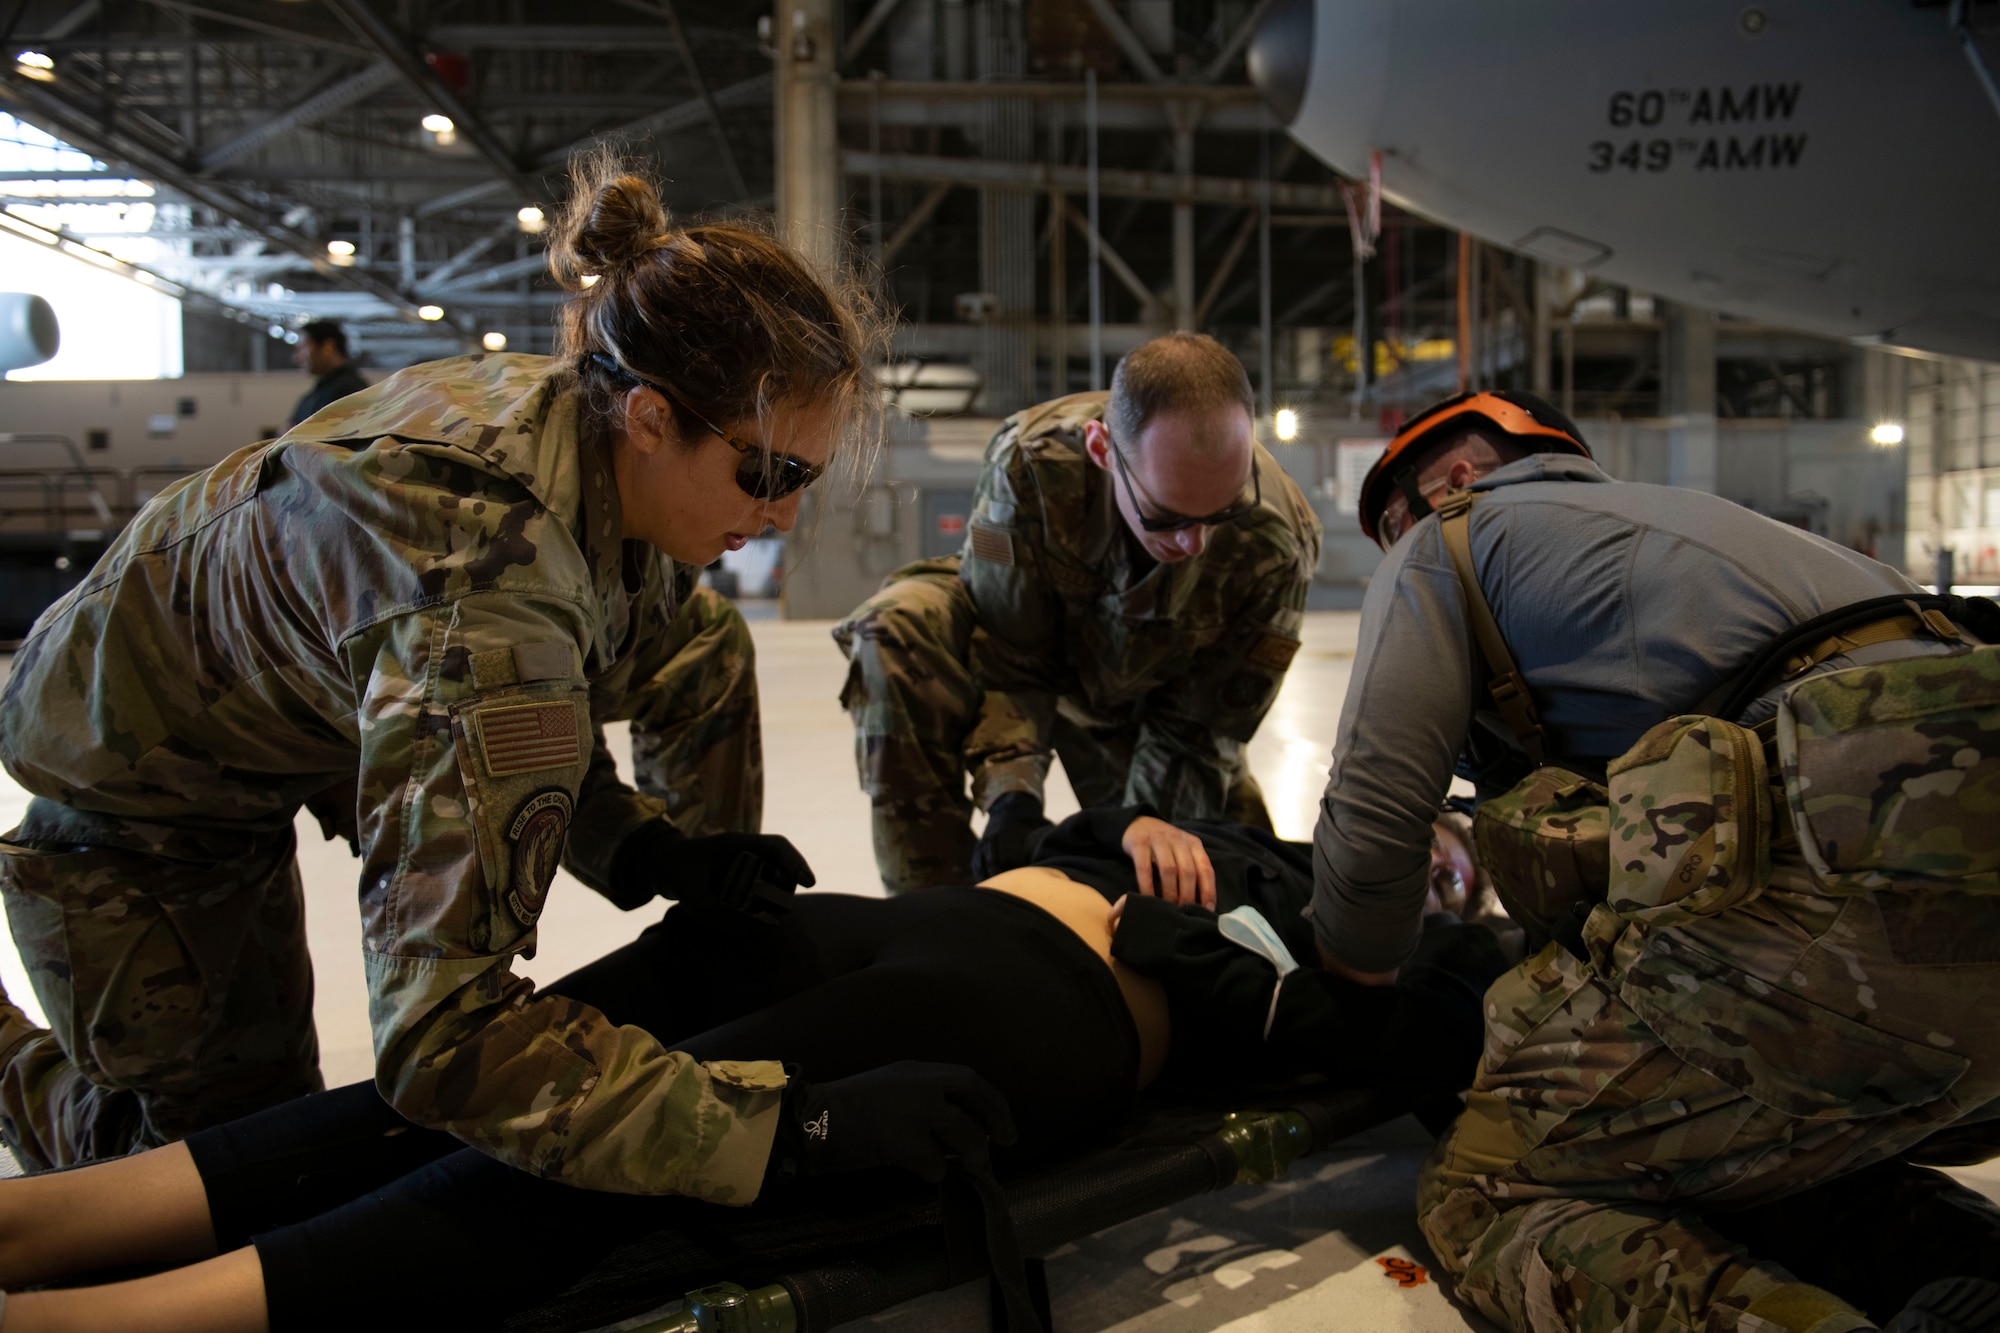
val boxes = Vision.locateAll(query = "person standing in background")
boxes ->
[288,319,369,429]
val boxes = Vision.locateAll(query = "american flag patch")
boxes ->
[477,701,581,777]
[968,521,1014,566]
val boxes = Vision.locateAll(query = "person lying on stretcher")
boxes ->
[0,809,1508,1333]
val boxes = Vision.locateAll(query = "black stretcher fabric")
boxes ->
[186,887,1137,1333]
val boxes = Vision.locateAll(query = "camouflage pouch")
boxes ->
[1472,767,1610,944]
[1606,716,1771,926]
[1776,645,2000,888]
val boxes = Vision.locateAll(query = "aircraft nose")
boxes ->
[1247,0,1314,127]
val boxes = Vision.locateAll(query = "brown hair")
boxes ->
[549,153,887,476]
[1105,332,1255,453]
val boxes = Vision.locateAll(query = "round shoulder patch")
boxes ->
[505,787,573,927]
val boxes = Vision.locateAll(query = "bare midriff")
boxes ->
[975,867,1171,1090]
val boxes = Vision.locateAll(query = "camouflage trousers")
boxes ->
[0,825,322,1171]
[0,585,761,1171]
[1417,859,2000,1333]
[833,559,1268,894]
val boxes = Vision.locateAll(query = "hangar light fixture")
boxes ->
[482,331,508,351]
[579,274,600,288]
[14,50,54,81]
[1871,422,1905,446]
[417,304,445,321]
[516,206,546,234]
[326,239,355,256]
[420,113,457,146]
[1273,408,1300,442]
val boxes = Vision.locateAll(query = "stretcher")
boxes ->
[503,1081,1434,1333]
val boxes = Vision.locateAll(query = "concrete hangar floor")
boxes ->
[0,610,1993,1333]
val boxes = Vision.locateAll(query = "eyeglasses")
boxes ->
[1378,472,1457,545]
[584,352,825,501]
[1105,431,1261,533]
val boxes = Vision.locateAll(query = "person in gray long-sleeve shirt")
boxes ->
[1308,449,1940,976]
[1317,390,2000,1333]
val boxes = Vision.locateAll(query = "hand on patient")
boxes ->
[1120,815,1216,909]
[782,1061,1019,1183]
[610,821,815,921]
[971,792,1054,879]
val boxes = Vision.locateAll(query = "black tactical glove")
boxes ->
[608,820,814,921]
[970,792,1053,880]
[772,1061,1018,1184]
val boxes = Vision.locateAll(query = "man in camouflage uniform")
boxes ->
[1312,389,2000,1332]
[0,353,781,1185]
[835,333,1322,893]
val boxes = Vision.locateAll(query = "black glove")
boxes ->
[609,821,814,921]
[773,1061,1018,1184]
[971,792,1053,880]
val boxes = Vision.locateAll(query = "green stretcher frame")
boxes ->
[583,1086,1416,1333]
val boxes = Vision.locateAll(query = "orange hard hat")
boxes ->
[1358,390,1591,543]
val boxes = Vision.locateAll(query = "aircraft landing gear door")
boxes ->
[922,488,975,559]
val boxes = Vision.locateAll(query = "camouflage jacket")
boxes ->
[0,353,785,1199]
[962,392,1321,814]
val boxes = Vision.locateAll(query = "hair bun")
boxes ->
[548,165,669,290]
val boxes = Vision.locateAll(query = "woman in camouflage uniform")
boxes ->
[0,163,1014,1210]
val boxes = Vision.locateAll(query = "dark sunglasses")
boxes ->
[584,352,825,501]
[1106,431,1261,533]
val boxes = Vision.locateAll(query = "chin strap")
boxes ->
[1392,465,1436,528]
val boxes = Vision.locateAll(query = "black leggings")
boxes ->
[183,888,1138,1333]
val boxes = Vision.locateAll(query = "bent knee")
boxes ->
[840,577,973,667]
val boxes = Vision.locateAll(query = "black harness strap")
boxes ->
[940,1162,1047,1333]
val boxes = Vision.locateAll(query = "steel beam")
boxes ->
[836,79,1259,103]
[0,72,435,321]
[534,72,771,168]
[317,0,542,204]
[424,222,514,289]
[427,251,548,295]
[35,0,100,40]
[416,180,509,217]
[841,149,1345,211]
[426,24,691,50]
[197,60,398,170]
[135,0,370,58]
[880,180,950,266]
[776,0,839,273]
[1202,0,1276,81]
[1194,209,1258,327]
[1080,0,1165,83]
[1058,197,1154,312]
[840,0,908,68]
[647,0,747,197]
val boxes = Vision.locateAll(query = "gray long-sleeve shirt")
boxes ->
[1310,454,1940,972]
